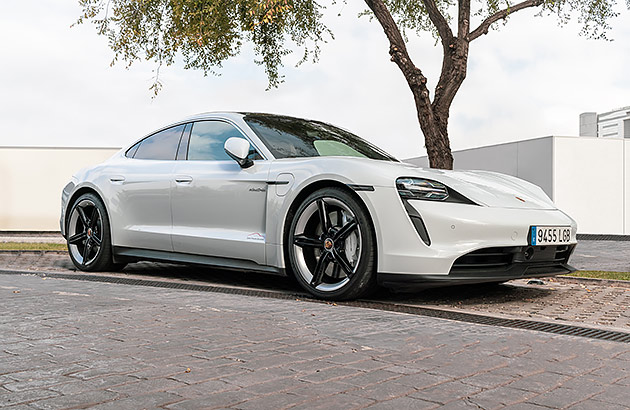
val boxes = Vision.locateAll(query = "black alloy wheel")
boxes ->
[287,187,376,300]
[66,192,123,272]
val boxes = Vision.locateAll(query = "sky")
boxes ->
[0,1,628,160]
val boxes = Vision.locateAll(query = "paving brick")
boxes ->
[411,381,483,405]
[221,367,296,388]
[507,372,572,393]
[108,377,186,395]
[90,391,183,410]
[290,392,375,410]
[339,370,401,388]
[47,375,135,395]
[527,387,601,408]
[468,386,539,408]
[165,390,253,409]
[233,392,305,409]
[289,381,357,399]
[29,389,119,410]
[365,396,439,409]
[170,364,249,384]
[2,377,74,393]
[459,372,518,389]
[298,366,363,384]
[0,389,58,408]
[243,377,306,395]
[348,379,416,401]
[566,399,630,410]
[167,379,238,399]
[387,372,450,390]
[590,383,630,406]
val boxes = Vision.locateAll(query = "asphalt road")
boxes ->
[570,240,630,272]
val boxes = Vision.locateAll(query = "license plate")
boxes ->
[530,226,571,246]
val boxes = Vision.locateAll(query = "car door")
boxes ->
[108,124,186,252]
[171,120,270,265]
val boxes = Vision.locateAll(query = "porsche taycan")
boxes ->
[60,112,577,300]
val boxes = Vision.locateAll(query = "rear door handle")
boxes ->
[175,176,193,184]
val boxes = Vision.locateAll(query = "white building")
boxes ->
[580,106,630,138]
[0,147,120,231]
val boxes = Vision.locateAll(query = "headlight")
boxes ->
[396,177,478,205]
[396,178,449,201]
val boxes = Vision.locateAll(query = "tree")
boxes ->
[77,0,627,169]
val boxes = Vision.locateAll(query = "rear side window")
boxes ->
[132,124,186,160]
[188,121,260,161]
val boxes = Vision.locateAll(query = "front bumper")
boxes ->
[360,187,578,278]
[378,244,576,290]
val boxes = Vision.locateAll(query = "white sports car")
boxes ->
[61,112,577,300]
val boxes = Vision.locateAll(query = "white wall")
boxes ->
[553,137,627,235]
[0,148,120,231]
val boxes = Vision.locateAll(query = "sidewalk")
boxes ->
[0,232,65,244]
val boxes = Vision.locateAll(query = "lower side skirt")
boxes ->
[113,246,283,276]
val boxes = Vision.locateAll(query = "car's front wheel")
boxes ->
[286,187,376,300]
[66,192,123,272]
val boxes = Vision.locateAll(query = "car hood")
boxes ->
[280,157,556,210]
[382,161,553,210]
[411,167,556,210]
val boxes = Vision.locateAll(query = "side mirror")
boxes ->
[224,137,253,168]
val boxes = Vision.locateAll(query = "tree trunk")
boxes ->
[410,87,454,169]
[364,0,472,170]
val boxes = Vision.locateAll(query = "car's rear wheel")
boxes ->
[287,187,376,300]
[66,193,124,272]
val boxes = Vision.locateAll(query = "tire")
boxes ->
[66,192,125,272]
[286,187,377,300]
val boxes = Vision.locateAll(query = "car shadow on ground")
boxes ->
[53,258,555,307]
[382,282,554,307]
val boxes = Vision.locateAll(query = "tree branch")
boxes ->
[363,0,428,95]
[468,0,544,41]
[458,0,471,39]
[420,0,454,42]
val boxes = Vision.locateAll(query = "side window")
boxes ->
[125,141,141,158]
[187,121,261,161]
[133,124,186,160]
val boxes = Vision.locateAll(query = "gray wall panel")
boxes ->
[516,138,553,198]
[405,137,554,199]
[452,144,518,176]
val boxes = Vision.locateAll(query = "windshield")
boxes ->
[243,114,398,161]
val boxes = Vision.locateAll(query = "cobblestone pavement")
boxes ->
[2,273,630,409]
[2,251,630,332]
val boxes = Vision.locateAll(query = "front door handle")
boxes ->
[175,176,193,184]
[109,176,125,184]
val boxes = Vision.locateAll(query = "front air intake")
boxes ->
[402,200,431,246]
